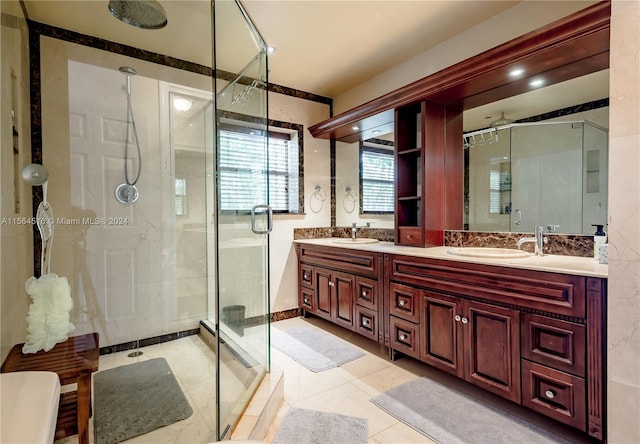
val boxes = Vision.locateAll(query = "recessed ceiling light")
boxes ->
[372,130,381,134]
[509,68,525,77]
[529,78,545,88]
[173,98,192,112]
[352,126,360,131]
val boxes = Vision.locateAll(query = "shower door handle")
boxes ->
[251,204,273,234]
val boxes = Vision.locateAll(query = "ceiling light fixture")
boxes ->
[267,46,276,54]
[372,130,381,134]
[173,98,192,112]
[529,78,545,88]
[508,68,525,77]
[352,126,360,131]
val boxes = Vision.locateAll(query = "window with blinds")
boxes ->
[219,124,300,213]
[360,146,394,213]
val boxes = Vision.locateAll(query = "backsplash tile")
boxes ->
[445,230,594,258]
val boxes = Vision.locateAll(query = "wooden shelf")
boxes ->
[398,147,422,156]
[398,195,421,201]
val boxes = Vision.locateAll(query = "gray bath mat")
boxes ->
[273,407,368,444]
[93,357,193,444]
[271,326,364,372]
[371,377,570,444]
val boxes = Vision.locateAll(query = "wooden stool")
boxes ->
[1,333,99,444]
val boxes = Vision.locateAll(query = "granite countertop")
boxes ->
[294,238,608,278]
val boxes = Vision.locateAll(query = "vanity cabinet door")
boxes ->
[314,267,333,320]
[463,300,521,403]
[313,267,355,330]
[333,271,355,329]
[420,291,464,378]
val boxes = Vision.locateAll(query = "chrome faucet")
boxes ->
[351,222,372,240]
[516,225,546,256]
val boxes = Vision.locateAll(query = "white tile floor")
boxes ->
[56,316,591,443]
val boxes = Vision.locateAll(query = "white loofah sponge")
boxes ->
[23,274,75,354]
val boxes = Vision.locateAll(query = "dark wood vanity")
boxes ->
[296,242,606,440]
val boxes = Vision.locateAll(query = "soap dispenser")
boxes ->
[592,224,606,261]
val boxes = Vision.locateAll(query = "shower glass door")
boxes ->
[214,0,271,439]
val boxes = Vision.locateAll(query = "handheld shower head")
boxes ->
[119,66,136,95]
[21,163,49,186]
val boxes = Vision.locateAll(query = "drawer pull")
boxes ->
[406,234,413,240]
[455,315,461,322]
[363,319,370,327]
[399,334,407,341]
[303,273,309,280]
[362,290,369,297]
[329,281,335,287]
[399,300,406,306]
[461,317,468,324]
[545,390,556,400]
[303,298,309,304]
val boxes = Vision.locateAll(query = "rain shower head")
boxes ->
[108,0,168,30]
[21,163,49,186]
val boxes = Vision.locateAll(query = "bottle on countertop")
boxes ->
[592,224,606,261]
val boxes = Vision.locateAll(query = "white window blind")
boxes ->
[361,147,394,213]
[219,127,299,213]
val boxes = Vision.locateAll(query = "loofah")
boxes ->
[22,273,75,354]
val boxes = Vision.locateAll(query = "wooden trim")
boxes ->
[309,1,610,142]
[586,277,606,440]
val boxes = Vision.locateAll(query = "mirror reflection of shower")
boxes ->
[114,66,142,205]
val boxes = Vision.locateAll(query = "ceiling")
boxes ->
[22,0,609,131]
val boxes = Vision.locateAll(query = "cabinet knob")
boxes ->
[455,315,461,322]
[303,273,309,280]
[362,290,368,297]
[399,299,406,306]
[545,390,556,400]
[406,234,413,240]
[329,281,335,287]
[399,334,407,341]
[363,319,370,327]
[303,298,309,304]
[461,317,468,324]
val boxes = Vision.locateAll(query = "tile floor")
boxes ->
[56,316,592,443]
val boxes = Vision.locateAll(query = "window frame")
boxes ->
[217,112,304,215]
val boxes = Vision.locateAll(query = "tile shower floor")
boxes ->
[55,316,591,443]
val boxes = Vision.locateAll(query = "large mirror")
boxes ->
[335,69,609,235]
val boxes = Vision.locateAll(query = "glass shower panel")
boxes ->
[510,123,583,233]
[582,122,608,233]
[214,0,270,439]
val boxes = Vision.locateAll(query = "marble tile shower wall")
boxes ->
[294,228,594,258]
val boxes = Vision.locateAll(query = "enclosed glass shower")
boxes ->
[34,0,270,440]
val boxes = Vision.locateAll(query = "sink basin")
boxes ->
[447,247,530,258]
[332,238,380,244]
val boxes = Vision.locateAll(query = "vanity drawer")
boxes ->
[300,287,315,312]
[522,360,586,431]
[389,316,420,359]
[397,227,423,247]
[354,305,378,342]
[521,313,586,377]
[389,282,420,323]
[298,244,378,277]
[356,276,378,311]
[300,264,314,288]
